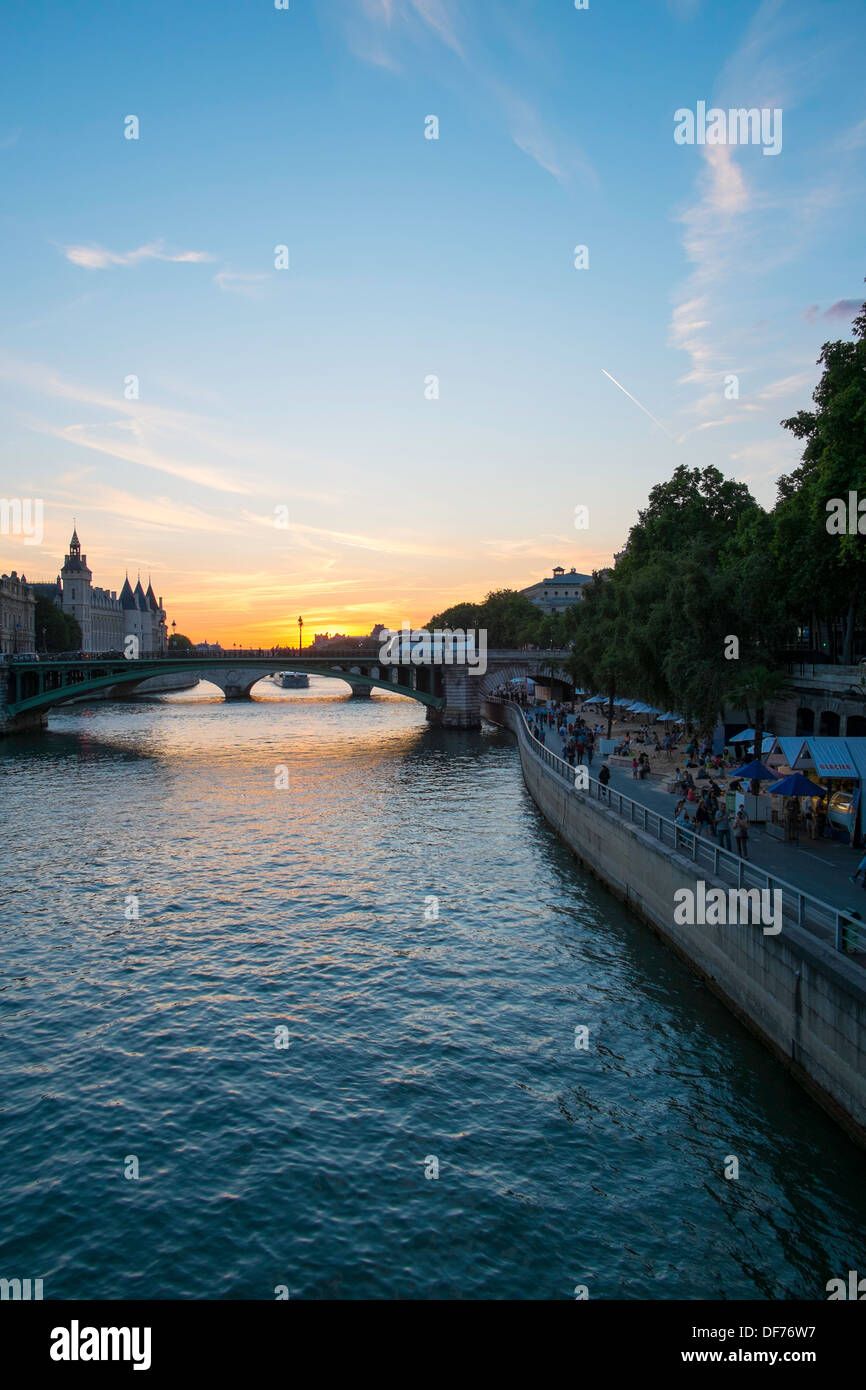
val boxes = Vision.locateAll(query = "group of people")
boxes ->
[673,783,751,857]
[528,704,598,769]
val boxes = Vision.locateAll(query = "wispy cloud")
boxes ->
[330,0,596,187]
[213,268,269,297]
[61,240,215,269]
[836,117,866,151]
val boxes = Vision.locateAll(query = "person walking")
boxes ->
[598,763,610,800]
[733,809,750,859]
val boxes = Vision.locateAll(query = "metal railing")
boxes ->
[490,698,865,958]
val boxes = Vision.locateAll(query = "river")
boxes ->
[1,678,863,1299]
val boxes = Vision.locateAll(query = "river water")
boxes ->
[1,678,863,1300]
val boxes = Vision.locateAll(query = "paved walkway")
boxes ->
[524,711,866,923]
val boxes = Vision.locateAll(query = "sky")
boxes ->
[0,0,864,643]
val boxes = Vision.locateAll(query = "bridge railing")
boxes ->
[488,697,865,959]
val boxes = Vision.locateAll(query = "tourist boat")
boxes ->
[272,671,310,689]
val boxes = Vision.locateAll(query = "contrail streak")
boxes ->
[601,369,676,441]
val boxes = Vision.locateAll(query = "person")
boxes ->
[715,803,732,851]
[632,756,639,779]
[802,802,814,840]
[733,808,749,859]
[675,800,694,849]
[812,803,824,840]
[695,799,709,837]
[784,795,800,845]
[850,852,866,887]
[598,763,610,799]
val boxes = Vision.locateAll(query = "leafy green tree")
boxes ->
[427,589,546,648]
[728,664,790,789]
[566,572,633,736]
[34,594,81,652]
[778,293,866,664]
[168,632,193,651]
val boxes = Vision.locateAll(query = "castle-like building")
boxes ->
[38,528,168,654]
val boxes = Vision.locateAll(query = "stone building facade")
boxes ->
[521,565,591,615]
[0,571,36,653]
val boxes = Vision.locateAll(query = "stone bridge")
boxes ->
[0,650,573,735]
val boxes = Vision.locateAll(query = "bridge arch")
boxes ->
[1,650,573,734]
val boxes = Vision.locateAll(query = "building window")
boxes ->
[795,708,815,735]
[846,715,866,737]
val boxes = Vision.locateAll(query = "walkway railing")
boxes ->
[489,697,865,959]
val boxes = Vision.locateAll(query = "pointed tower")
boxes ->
[119,575,137,610]
[60,525,93,650]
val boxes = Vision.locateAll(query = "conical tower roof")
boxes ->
[119,575,137,609]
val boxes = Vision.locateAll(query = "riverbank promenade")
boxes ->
[506,702,866,961]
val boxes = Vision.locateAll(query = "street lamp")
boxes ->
[298,616,304,652]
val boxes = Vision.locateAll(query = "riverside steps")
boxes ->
[483,697,866,1148]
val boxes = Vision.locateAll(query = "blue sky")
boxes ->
[1,0,864,641]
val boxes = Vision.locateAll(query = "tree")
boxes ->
[168,632,193,651]
[426,590,546,649]
[779,292,866,664]
[34,594,81,652]
[566,572,632,736]
[729,664,790,791]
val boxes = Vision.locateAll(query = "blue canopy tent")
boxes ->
[735,760,777,782]
[766,773,828,798]
[731,729,776,756]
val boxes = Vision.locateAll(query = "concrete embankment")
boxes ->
[484,699,866,1148]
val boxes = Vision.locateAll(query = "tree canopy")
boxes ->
[34,594,82,652]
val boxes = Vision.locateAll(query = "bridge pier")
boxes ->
[348,682,372,698]
[433,669,483,729]
[0,708,47,736]
[0,668,47,735]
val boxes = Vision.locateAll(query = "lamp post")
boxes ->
[298,616,304,652]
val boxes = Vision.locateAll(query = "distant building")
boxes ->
[0,570,36,653]
[312,626,385,649]
[32,528,167,654]
[521,566,591,615]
